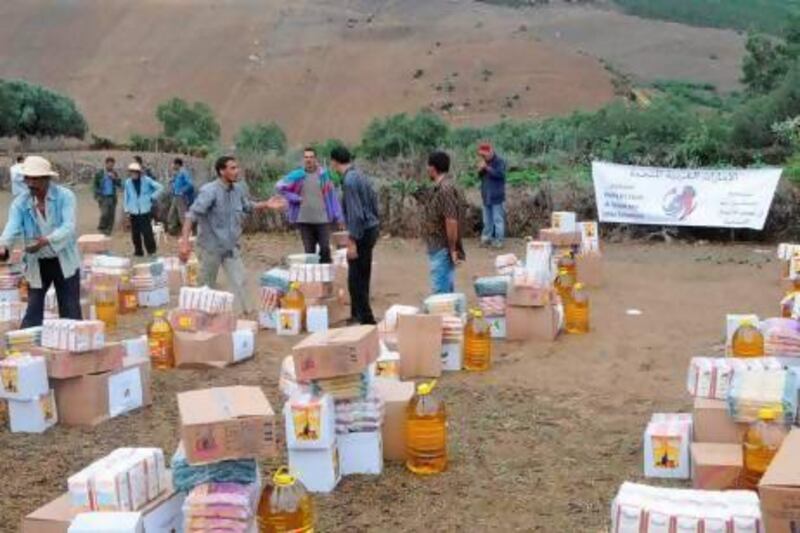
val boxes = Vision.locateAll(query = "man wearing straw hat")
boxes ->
[123,161,164,257]
[0,156,82,327]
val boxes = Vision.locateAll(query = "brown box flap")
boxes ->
[761,428,800,488]
[178,386,274,425]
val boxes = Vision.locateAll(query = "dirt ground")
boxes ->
[0,1,742,144]
[0,191,783,531]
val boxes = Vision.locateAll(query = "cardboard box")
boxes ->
[9,389,58,433]
[506,285,551,307]
[441,342,462,372]
[373,377,414,461]
[22,476,183,533]
[488,316,506,339]
[53,360,152,427]
[538,228,582,247]
[177,386,277,465]
[78,234,112,254]
[284,392,335,450]
[398,314,442,379]
[173,329,255,369]
[32,343,124,380]
[299,281,334,299]
[506,304,559,342]
[333,265,350,305]
[690,443,742,490]
[288,444,341,494]
[693,398,747,444]
[331,231,350,248]
[760,428,800,533]
[576,252,604,288]
[68,512,144,532]
[292,325,379,381]
[168,309,236,334]
[0,354,49,400]
[339,431,383,476]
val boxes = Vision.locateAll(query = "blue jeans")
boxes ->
[481,203,505,244]
[428,248,455,294]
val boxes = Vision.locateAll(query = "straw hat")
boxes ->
[20,156,58,177]
[128,162,143,172]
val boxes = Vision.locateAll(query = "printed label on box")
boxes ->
[108,367,144,417]
[652,436,681,469]
[1,366,18,393]
[292,404,322,442]
[40,392,56,422]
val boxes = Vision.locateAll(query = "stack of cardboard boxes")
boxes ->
[22,447,185,532]
[258,267,290,330]
[539,212,603,288]
[171,287,256,368]
[289,263,346,332]
[474,275,508,341]
[288,325,381,492]
[0,354,57,433]
[506,241,560,342]
[177,386,276,532]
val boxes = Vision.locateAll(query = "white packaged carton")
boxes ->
[643,415,692,480]
[440,342,462,372]
[277,309,302,336]
[287,443,341,493]
[142,491,184,532]
[487,316,506,339]
[108,366,145,418]
[232,328,255,363]
[339,431,383,476]
[551,211,576,232]
[137,287,169,308]
[524,241,553,287]
[259,309,278,330]
[69,512,144,533]
[8,389,58,433]
[579,221,600,253]
[0,354,48,400]
[121,336,150,361]
[284,392,335,450]
[306,305,329,333]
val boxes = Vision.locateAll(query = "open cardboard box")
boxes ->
[31,342,124,380]
[397,314,442,379]
[292,325,379,381]
[177,385,277,465]
[173,326,255,369]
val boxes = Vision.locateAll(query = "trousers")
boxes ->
[22,258,82,328]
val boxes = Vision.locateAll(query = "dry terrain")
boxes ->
[0,192,783,531]
[0,1,742,143]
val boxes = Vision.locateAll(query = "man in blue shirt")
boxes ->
[0,156,82,327]
[124,162,164,257]
[93,156,122,236]
[167,158,194,235]
[478,142,507,249]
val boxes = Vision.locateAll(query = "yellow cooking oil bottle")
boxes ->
[93,282,118,329]
[185,254,200,287]
[406,380,447,475]
[557,250,577,278]
[118,274,138,314]
[282,282,306,328]
[463,309,491,372]
[741,407,788,490]
[556,267,575,304]
[147,310,175,370]
[258,467,314,533]
[565,282,590,334]
[731,319,765,358]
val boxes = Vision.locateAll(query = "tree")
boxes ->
[741,33,790,95]
[0,79,87,141]
[360,111,449,159]
[155,98,220,149]
[234,122,287,154]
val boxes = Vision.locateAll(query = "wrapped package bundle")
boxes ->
[41,319,105,352]
[312,370,372,401]
[474,275,509,297]
[171,444,259,493]
[524,241,554,287]
[4,326,42,350]
[686,356,783,400]
[334,394,384,434]
[423,293,466,316]
[178,287,235,314]
[726,368,799,424]
[279,355,311,398]
[494,254,520,275]
[259,286,282,312]
[478,296,506,317]
[286,253,320,266]
[289,264,333,283]
[441,315,464,345]
[763,317,800,357]
[259,268,291,293]
[183,481,259,533]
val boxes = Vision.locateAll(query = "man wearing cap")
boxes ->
[178,155,283,314]
[0,156,81,327]
[93,156,122,236]
[477,142,507,248]
[124,162,164,257]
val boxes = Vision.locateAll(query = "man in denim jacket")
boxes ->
[0,156,81,327]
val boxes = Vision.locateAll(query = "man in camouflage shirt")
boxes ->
[422,150,466,294]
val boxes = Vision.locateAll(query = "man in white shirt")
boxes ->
[9,155,25,197]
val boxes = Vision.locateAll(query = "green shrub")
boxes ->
[0,79,88,141]
[360,111,449,159]
[156,98,220,149]
[235,122,287,155]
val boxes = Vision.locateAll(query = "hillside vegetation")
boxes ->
[615,0,800,35]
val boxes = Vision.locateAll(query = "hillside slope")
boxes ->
[0,0,742,144]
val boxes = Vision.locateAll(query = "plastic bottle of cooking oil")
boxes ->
[118,274,138,314]
[147,310,174,370]
[258,467,314,533]
[185,254,199,287]
[282,282,306,327]
[557,250,577,278]
[406,380,447,475]
[731,319,765,358]
[19,278,28,302]
[93,282,118,329]
[556,267,575,303]
[741,407,788,490]
[565,282,590,334]
[463,309,491,371]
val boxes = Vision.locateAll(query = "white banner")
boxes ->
[592,161,782,230]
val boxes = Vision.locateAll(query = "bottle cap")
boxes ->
[758,407,778,421]
[272,466,296,487]
[290,281,300,290]
[153,310,166,318]
[574,282,585,291]
[417,380,437,396]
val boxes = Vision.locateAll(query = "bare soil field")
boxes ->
[0,1,742,144]
[0,192,782,531]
